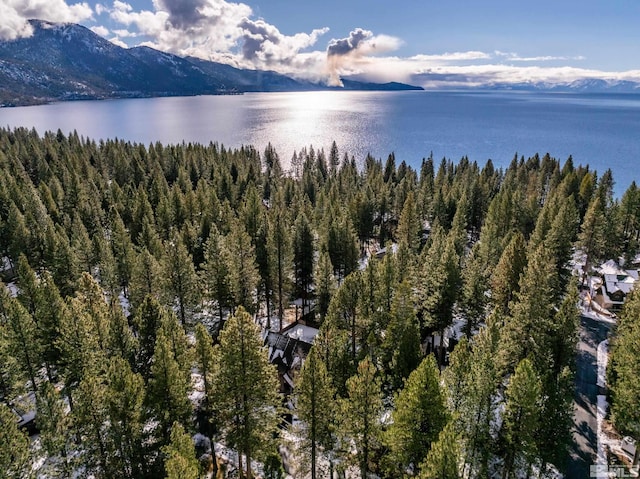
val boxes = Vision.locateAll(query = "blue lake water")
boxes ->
[1,90,639,195]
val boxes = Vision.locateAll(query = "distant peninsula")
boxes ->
[0,20,422,107]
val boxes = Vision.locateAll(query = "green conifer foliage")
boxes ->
[501,359,542,479]
[386,355,448,475]
[163,422,200,479]
[36,381,73,477]
[226,219,260,315]
[105,356,147,478]
[382,280,422,393]
[212,307,280,479]
[609,290,640,452]
[0,402,31,478]
[296,347,337,479]
[148,328,192,445]
[201,225,233,322]
[163,232,200,325]
[340,357,383,479]
[418,421,461,479]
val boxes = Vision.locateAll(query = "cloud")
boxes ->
[0,0,93,40]
[110,0,252,57]
[326,28,403,86]
[408,63,640,89]
[95,3,108,16]
[494,51,586,62]
[411,51,492,62]
[238,18,328,67]
[109,36,128,48]
[112,28,137,38]
[90,25,110,37]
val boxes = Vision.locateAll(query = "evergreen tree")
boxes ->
[267,194,293,326]
[534,287,579,473]
[129,248,163,312]
[447,317,502,477]
[148,328,192,445]
[108,297,138,365]
[75,272,111,354]
[226,218,260,315]
[386,355,448,476]
[500,244,557,373]
[293,211,315,312]
[382,280,421,393]
[0,322,22,401]
[163,232,200,325]
[35,271,67,377]
[418,421,461,479]
[105,356,147,478]
[73,371,110,476]
[415,227,461,364]
[212,307,281,479]
[58,294,103,408]
[340,357,383,479]
[1,292,40,393]
[0,402,31,478]
[459,244,487,337]
[36,381,73,477]
[201,225,233,323]
[396,191,422,254]
[501,359,542,479]
[296,347,337,479]
[111,211,136,297]
[132,295,165,381]
[326,272,364,363]
[314,322,354,399]
[163,422,200,479]
[578,195,607,284]
[194,323,218,477]
[325,209,359,281]
[617,181,640,263]
[490,232,527,316]
[315,251,335,323]
[609,290,640,457]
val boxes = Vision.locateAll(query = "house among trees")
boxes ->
[592,260,640,312]
[264,320,318,394]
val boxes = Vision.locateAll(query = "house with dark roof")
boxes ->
[592,260,639,312]
[264,320,318,394]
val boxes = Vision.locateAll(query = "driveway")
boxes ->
[566,314,612,478]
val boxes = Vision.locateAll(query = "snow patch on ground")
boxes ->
[189,371,205,404]
[118,291,130,317]
[6,281,19,297]
[1,256,12,273]
[597,394,611,466]
[597,340,609,388]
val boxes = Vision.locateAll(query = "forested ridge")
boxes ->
[1,126,639,478]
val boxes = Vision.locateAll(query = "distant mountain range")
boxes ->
[0,20,423,107]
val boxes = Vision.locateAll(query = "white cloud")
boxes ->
[90,25,110,37]
[109,36,128,48]
[411,51,492,62]
[238,17,328,68]
[402,61,640,88]
[110,0,252,57]
[0,0,93,40]
[113,29,138,38]
[95,3,108,16]
[494,51,587,62]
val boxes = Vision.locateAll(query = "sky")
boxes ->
[1,0,640,88]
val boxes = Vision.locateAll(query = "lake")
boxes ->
[1,90,639,195]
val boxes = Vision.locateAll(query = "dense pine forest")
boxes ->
[1,126,639,478]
